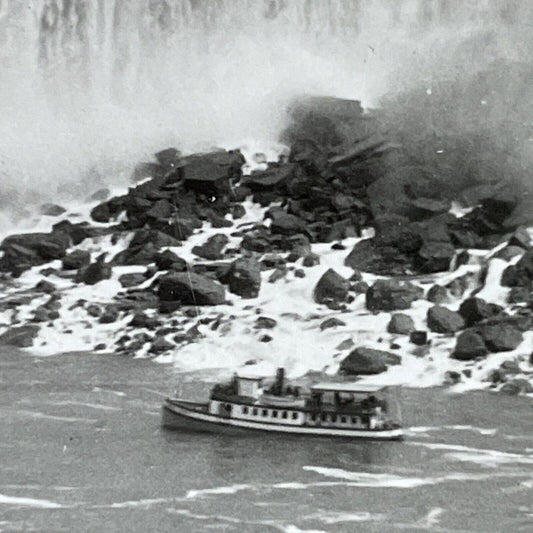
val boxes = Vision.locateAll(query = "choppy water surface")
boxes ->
[1,347,532,533]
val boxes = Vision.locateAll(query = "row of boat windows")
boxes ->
[241,406,299,420]
[239,406,368,425]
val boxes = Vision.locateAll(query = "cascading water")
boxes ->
[0,0,532,217]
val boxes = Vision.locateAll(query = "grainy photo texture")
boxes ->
[0,1,532,532]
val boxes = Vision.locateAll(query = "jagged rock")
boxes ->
[99,305,119,324]
[129,311,160,329]
[158,272,226,305]
[501,249,533,288]
[118,273,146,288]
[259,334,273,343]
[76,255,112,285]
[303,253,320,267]
[500,379,533,395]
[427,284,447,304]
[192,234,229,260]
[269,212,307,237]
[154,250,187,271]
[90,195,127,223]
[415,240,456,273]
[352,281,369,294]
[0,232,70,274]
[387,313,415,335]
[260,254,286,270]
[145,199,175,220]
[294,269,305,278]
[409,331,428,345]
[477,323,523,352]
[508,226,531,249]
[366,279,423,312]
[336,338,355,351]
[225,256,261,299]
[254,316,277,329]
[268,267,287,283]
[86,304,101,317]
[40,203,66,216]
[155,147,180,168]
[339,347,400,375]
[0,325,39,347]
[149,336,174,354]
[230,204,246,219]
[113,230,181,265]
[34,280,56,294]
[444,370,462,385]
[320,317,346,330]
[458,297,503,327]
[62,250,91,270]
[180,150,244,196]
[52,220,109,246]
[313,269,350,304]
[427,306,465,334]
[495,245,526,262]
[507,286,531,304]
[452,330,488,360]
[242,164,295,191]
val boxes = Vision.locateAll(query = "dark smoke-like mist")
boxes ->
[0,0,532,225]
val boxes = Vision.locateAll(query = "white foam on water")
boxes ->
[8,409,97,424]
[407,425,497,436]
[109,498,173,509]
[185,484,254,499]
[92,387,126,397]
[278,527,328,533]
[0,494,62,509]
[419,507,444,528]
[50,401,121,412]
[305,510,386,524]
[409,442,533,467]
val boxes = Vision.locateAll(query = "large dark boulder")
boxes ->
[192,234,229,260]
[0,232,71,274]
[242,164,295,191]
[0,325,40,347]
[90,195,127,223]
[452,330,488,360]
[154,250,187,271]
[339,347,400,375]
[477,323,523,352]
[179,150,244,196]
[366,279,423,312]
[113,230,181,266]
[75,255,112,285]
[62,250,91,271]
[313,269,350,304]
[458,297,503,327]
[224,257,262,298]
[501,249,533,288]
[427,305,465,334]
[269,212,307,237]
[158,272,225,305]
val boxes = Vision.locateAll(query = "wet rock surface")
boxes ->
[0,97,531,393]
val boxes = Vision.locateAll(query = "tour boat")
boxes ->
[162,369,403,440]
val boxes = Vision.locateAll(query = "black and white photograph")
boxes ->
[0,1,532,531]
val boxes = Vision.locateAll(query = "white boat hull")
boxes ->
[162,399,403,440]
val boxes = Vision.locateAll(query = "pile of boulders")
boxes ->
[0,95,530,389]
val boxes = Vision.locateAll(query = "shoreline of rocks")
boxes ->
[0,95,531,394]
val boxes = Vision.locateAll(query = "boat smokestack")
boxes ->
[274,368,285,396]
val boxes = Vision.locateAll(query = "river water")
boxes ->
[1,347,532,532]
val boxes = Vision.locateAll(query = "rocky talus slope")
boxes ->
[0,96,532,393]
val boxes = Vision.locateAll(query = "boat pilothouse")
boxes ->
[163,368,403,440]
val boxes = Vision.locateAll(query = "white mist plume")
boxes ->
[0,0,531,213]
